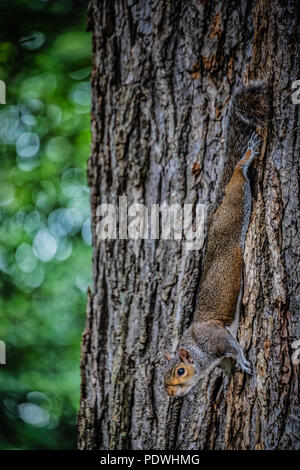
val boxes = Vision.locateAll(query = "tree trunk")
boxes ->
[78,0,300,450]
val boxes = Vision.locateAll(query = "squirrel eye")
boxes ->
[177,368,185,376]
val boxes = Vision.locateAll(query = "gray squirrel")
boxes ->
[164,83,270,397]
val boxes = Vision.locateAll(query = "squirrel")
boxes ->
[164,83,270,397]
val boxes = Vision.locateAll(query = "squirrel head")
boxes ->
[164,349,200,397]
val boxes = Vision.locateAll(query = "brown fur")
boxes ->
[195,161,248,325]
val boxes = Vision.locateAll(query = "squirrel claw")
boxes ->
[242,365,253,375]
[238,359,252,375]
[235,351,252,375]
[248,132,262,155]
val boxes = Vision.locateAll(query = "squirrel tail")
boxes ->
[216,82,270,200]
[229,82,270,127]
[226,82,270,162]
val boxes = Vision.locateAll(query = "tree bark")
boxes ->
[78,0,300,450]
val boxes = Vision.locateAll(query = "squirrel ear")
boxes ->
[179,348,194,364]
[164,350,171,361]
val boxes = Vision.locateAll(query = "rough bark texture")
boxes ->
[78,0,300,450]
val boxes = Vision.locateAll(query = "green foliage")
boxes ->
[0,0,91,449]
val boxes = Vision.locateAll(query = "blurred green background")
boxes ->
[0,0,91,449]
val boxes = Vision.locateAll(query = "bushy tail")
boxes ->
[226,82,270,162]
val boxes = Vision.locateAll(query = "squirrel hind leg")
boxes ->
[235,132,262,176]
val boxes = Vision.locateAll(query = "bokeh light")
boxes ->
[0,0,92,450]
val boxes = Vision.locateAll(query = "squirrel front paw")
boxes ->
[235,347,252,375]
[237,356,252,375]
[225,341,253,375]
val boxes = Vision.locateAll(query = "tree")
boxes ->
[78,0,300,450]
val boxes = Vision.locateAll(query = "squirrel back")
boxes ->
[164,83,270,397]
